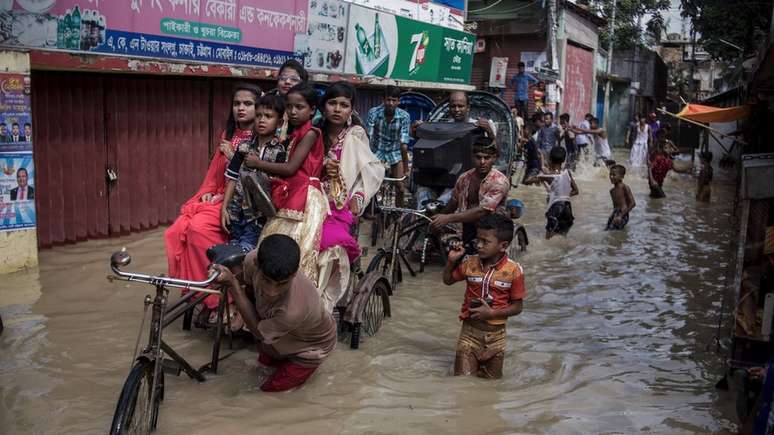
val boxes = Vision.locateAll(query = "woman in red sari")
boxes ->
[165,83,261,312]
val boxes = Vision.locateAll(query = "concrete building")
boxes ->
[468,0,604,124]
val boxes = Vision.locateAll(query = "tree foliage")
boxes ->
[681,0,772,61]
[578,0,671,50]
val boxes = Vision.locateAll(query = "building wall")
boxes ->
[0,51,37,274]
[558,8,600,123]
[472,34,546,107]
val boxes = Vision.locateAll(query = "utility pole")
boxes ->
[630,14,641,125]
[547,0,558,71]
[603,0,617,130]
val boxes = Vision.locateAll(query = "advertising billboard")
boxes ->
[0,0,307,68]
[344,4,472,84]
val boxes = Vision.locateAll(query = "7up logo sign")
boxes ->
[409,31,430,74]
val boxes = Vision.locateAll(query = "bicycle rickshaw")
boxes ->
[366,91,529,289]
[107,224,392,433]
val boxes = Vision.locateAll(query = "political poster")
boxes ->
[0,73,32,153]
[0,153,35,232]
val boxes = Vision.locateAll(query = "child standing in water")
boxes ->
[526,146,579,239]
[606,164,636,230]
[245,83,327,283]
[443,214,526,379]
[696,151,713,202]
[648,141,672,199]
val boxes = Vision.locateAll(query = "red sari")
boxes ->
[164,129,253,309]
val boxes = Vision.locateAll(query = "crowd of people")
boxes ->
[160,59,714,393]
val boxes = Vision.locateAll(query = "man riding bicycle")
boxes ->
[428,137,510,253]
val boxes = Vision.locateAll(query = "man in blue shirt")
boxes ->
[366,85,411,205]
[509,62,539,118]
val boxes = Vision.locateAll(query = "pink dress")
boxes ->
[164,128,253,309]
[320,128,363,262]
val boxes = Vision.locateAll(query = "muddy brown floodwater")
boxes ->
[1,155,740,434]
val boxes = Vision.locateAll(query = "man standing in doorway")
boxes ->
[366,85,411,206]
[509,62,539,118]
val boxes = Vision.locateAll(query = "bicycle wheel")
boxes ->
[362,280,391,337]
[110,358,164,435]
[366,249,401,292]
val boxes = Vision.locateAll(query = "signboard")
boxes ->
[0,74,32,153]
[0,154,36,231]
[0,0,307,68]
[344,4,473,84]
[341,0,462,29]
[0,73,35,232]
[520,51,547,73]
[297,0,349,72]
[489,57,508,88]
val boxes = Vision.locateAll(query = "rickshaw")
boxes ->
[107,226,392,433]
[365,92,528,291]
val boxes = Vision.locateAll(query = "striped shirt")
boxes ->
[451,254,526,325]
[365,105,411,165]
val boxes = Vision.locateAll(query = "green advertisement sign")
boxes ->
[439,28,475,84]
[344,5,474,84]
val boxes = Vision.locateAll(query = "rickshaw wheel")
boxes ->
[362,280,391,337]
[367,249,402,293]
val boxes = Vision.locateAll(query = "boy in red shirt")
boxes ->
[442,213,526,379]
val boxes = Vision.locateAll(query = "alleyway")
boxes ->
[0,156,739,434]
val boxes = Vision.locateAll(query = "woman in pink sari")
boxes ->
[316,82,384,312]
[165,83,261,314]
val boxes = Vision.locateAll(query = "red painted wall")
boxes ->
[562,43,594,125]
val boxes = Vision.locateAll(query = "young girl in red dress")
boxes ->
[245,83,327,283]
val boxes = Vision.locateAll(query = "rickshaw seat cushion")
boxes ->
[207,243,248,269]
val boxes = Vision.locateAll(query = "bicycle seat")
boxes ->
[206,243,247,269]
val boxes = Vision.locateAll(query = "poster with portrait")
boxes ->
[0,153,36,232]
[299,0,349,72]
[0,73,33,153]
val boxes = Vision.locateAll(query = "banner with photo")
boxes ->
[0,0,307,68]
[0,73,32,153]
[0,153,35,232]
[344,4,473,84]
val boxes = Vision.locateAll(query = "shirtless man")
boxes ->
[606,164,635,230]
[212,234,337,392]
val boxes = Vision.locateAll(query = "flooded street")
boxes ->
[1,155,739,434]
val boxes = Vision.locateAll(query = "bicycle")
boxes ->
[107,249,231,435]
[367,204,457,291]
[368,175,407,247]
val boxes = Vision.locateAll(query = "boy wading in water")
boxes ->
[443,214,526,379]
[211,235,336,392]
[606,164,636,230]
[525,146,579,239]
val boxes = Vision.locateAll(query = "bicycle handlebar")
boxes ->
[382,176,407,183]
[108,250,222,295]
